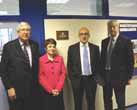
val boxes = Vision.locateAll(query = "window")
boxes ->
[47,0,102,16]
[0,0,20,15]
[0,22,18,55]
[109,0,137,17]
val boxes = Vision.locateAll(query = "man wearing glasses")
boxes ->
[67,27,100,110]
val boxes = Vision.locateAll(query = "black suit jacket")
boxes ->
[101,36,134,84]
[67,42,100,89]
[0,39,40,98]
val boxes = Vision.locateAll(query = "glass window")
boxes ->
[0,0,20,15]
[109,0,137,17]
[47,0,102,16]
[0,22,18,55]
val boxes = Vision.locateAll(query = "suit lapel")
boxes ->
[29,41,35,66]
[112,36,121,54]
[89,43,93,68]
[15,39,26,59]
[76,43,82,73]
[105,37,110,51]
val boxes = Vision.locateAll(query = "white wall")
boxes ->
[44,19,137,110]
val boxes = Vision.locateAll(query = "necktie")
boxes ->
[106,38,114,70]
[83,45,90,75]
[23,43,30,65]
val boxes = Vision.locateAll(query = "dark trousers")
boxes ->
[9,96,33,110]
[103,71,126,110]
[42,91,65,110]
[8,85,43,110]
[72,76,97,110]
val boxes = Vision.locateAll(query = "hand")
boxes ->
[51,89,59,96]
[8,88,16,100]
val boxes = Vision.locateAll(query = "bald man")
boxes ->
[67,27,100,110]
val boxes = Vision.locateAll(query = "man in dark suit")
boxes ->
[67,27,100,110]
[0,22,40,110]
[101,20,134,110]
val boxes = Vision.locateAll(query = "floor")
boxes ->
[127,105,137,110]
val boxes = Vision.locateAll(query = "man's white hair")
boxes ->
[108,20,119,26]
[16,22,31,32]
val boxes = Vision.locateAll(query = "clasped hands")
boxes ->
[51,89,59,96]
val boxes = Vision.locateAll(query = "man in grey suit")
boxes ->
[0,22,40,110]
[101,20,134,110]
[67,27,100,110]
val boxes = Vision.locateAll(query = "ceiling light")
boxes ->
[47,0,69,4]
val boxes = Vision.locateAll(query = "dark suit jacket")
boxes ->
[67,42,100,89]
[101,36,134,84]
[0,39,40,98]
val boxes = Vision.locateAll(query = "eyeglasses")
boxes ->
[79,32,89,36]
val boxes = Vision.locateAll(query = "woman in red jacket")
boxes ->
[39,38,66,110]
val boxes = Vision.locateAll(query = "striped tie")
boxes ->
[23,43,30,65]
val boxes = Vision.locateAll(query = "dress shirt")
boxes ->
[80,42,92,76]
[19,39,32,67]
[39,54,66,93]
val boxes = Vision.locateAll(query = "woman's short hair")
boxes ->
[45,38,57,48]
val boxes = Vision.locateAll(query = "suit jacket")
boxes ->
[39,54,66,93]
[101,35,134,84]
[0,39,40,98]
[67,42,100,89]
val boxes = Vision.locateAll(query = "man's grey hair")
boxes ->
[16,22,31,32]
[107,20,119,26]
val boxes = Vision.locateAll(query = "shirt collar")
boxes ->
[110,33,119,41]
[80,42,88,47]
[18,39,29,46]
[45,54,59,63]
[19,39,24,47]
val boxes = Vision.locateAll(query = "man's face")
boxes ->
[18,24,31,42]
[79,28,90,44]
[108,22,119,37]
